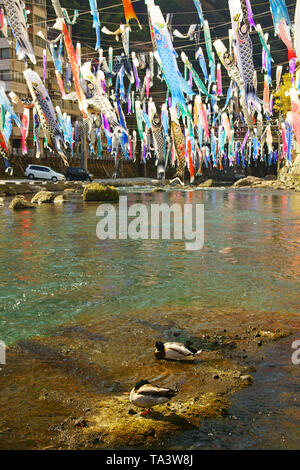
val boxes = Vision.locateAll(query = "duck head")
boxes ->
[134,379,150,391]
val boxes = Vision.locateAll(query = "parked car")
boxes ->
[25,165,65,182]
[65,167,93,182]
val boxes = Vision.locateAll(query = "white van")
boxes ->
[24,165,65,182]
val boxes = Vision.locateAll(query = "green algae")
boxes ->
[83,183,119,202]
[84,393,230,448]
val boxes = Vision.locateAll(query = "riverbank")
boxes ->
[0,173,300,203]
[0,304,292,450]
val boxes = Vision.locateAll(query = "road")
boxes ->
[0,177,160,185]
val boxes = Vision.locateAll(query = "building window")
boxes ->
[0,48,10,59]
[34,15,46,29]
[35,35,46,48]
[35,0,46,8]
[11,71,26,83]
[25,0,46,7]
[0,70,11,81]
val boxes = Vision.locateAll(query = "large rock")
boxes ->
[198,179,216,188]
[83,183,119,202]
[233,176,263,188]
[9,196,36,210]
[31,191,56,204]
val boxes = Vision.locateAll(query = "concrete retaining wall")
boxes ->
[0,155,140,179]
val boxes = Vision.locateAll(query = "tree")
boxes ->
[273,73,292,118]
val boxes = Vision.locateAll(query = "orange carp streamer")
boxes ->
[122,0,141,29]
[62,23,88,118]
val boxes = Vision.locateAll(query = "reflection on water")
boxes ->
[0,188,300,344]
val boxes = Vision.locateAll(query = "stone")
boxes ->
[152,187,167,193]
[83,183,119,202]
[54,194,68,204]
[240,375,253,384]
[43,182,66,192]
[233,176,262,188]
[9,196,36,210]
[0,197,4,206]
[258,330,291,341]
[31,191,56,204]
[0,184,17,197]
[198,179,216,188]
[64,188,76,193]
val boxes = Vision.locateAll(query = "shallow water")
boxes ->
[1,188,299,344]
[0,188,300,449]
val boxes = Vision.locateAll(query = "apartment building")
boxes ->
[0,0,83,158]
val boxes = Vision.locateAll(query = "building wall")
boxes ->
[0,0,48,153]
[0,0,95,161]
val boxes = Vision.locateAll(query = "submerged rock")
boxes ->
[31,191,56,204]
[258,330,291,341]
[83,183,119,202]
[9,196,36,210]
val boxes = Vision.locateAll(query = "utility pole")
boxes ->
[80,118,88,170]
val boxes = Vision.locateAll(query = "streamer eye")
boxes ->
[240,22,248,35]
[223,53,231,65]
[155,33,162,41]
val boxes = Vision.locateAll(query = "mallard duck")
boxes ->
[155,341,202,361]
[130,380,178,416]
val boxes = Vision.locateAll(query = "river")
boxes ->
[0,187,299,449]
